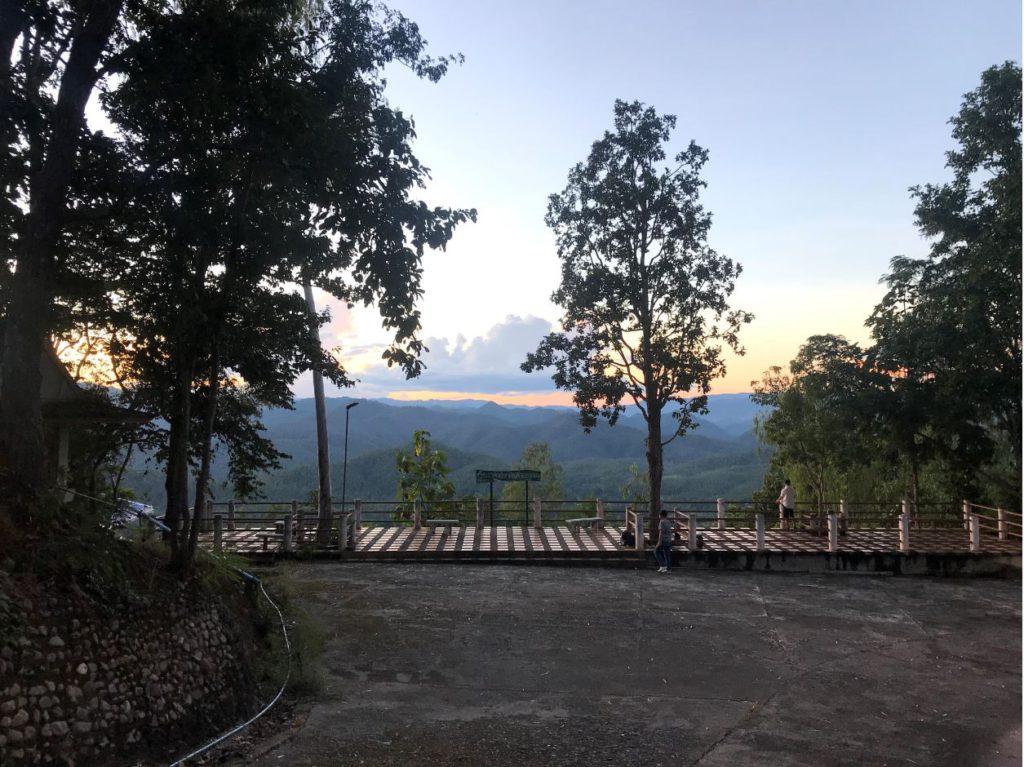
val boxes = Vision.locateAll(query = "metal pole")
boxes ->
[341,402,358,520]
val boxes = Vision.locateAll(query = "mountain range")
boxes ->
[125,393,772,505]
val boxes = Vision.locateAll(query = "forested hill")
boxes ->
[126,394,771,504]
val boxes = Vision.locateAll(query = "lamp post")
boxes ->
[340,401,359,515]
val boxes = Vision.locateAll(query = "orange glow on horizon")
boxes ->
[386,390,577,407]
[385,384,754,407]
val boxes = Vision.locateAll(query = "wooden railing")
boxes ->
[196,496,1020,555]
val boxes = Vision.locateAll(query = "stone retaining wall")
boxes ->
[0,568,256,765]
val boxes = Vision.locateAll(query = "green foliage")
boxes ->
[395,430,456,516]
[500,442,564,502]
[867,62,1021,507]
[250,568,327,698]
[522,100,751,524]
[620,463,649,508]
[753,63,1022,511]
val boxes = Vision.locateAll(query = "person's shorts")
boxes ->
[782,506,794,519]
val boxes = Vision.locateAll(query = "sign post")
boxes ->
[476,470,542,527]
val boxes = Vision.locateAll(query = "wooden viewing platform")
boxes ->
[194,498,1021,574]
[199,523,1022,559]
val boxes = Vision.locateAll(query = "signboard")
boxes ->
[475,469,541,483]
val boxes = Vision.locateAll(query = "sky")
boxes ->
[295,0,1021,405]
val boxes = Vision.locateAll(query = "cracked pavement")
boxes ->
[244,564,1021,767]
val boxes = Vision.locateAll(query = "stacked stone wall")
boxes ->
[0,568,255,765]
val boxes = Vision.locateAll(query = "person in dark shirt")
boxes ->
[655,509,673,573]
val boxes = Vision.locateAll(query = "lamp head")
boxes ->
[346,401,359,411]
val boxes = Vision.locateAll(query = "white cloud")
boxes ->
[308,314,557,397]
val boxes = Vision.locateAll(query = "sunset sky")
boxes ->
[294,0,1021,406]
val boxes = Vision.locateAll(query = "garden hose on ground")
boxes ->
[53,488,294,765]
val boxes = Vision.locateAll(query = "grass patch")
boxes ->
[250,567,327,699]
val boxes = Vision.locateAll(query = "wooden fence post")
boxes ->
[969,515,981,552]
[227,499,236,531]
[532,497,543,529]
[634,513,645,553]
[213,515,223,553]
[596,498,605,529]
[899,511,910,553]
[687,513,697,552]
[414,498,423,529]
[778,502,785,530]
[755,513,765,552]
[717,498,726,530]
[839,499,848,535]
[998,508,1006,540]
[354,499,362,531]
[338,511,348,550]
[827,514,838,553]
[962,499,970,530]
[282,515,294,552]
[475,497,484,528]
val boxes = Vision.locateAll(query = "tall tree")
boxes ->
[395,430,455,513]
[868,61,1021,507]
[97,0,473,570]
[523,100,750,534]
[752,336,874,510]
[1,0,127,513]
[501,442,564,502]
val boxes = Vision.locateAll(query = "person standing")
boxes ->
[777,479,796,530]
[655,509,673,573]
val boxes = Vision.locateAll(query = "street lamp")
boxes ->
[340,401,359,515]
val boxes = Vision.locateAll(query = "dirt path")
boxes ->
[234,565,1021,767]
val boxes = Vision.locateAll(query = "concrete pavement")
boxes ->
[244,564,1021,767]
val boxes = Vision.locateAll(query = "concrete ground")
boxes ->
[246,564,1021,767]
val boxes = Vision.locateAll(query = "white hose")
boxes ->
[56,486,296,764]
[169,578,292,766]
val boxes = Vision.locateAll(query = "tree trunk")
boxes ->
[645,401,663,539]
[0,0,123,513]
[185,350,220,569]
[164,361,193,565]
[304,283,333,546]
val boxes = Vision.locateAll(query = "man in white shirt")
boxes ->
[777,479,796,530]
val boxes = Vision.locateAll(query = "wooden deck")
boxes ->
[201,524,1023,558]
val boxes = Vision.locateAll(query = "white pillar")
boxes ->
[778,502,785,530]
[292,500,302,544]
[962,500,970,531]
[755,513,765,551]
[969,515,981,552]
[634,513,645,552]
[414,498,423,529]
[899,512,910,553]
[475,497,484,528]
[354,499,362,531]
[998,508,1006,540]
[596,498,605,528]
[827,514,838,552]
[717,498,726,530]
[532,497,543,529]
[839,499,848,535]
[687,514,697,552]
[902,498,911,521]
